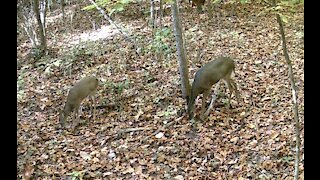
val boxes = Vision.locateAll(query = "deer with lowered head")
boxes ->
[59,76,99,130]
[188,57,240,120]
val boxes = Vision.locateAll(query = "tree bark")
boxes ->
[52,0,57,9]
[61,0,65,22]
[150,0,155,29]
[40,0,47,37]
[33,0,47,53]
[171,0,191,101]
[159,0,163,29]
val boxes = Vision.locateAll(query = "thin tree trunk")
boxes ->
[272,0,301,179]
[207,0,214,19]
[40,0,47,37]
[231,0,237,16]
[159,0,163,29]
[34,0,47,53]
[52,0,57,9]
[61,0,65,22]
[156,0,164,61]
[47,0,51,12]
[150,0,155,29]
[171,0,191,101]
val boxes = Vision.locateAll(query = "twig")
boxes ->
[118,127,153,134]
[143,116,184,141]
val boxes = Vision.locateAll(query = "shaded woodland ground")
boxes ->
[17,1,304,179]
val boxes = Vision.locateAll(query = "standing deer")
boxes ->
[188,57,240,120]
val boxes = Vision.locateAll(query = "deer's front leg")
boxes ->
[200,90,209,120]
[205,82,221,117]
[72,106,80,131]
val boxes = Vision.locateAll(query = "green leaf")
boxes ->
[109,9,116,16]
[275,5,284,11]
[295,31,304,39]
[212,0,221,4]
[164,0,173,4]
[82,4,95,11]
[121,0,131,4]
[279,13,289,23]
[240,0,248,4]
[282,156,294,163]
[162,28,171,36]
[113,3,125,12]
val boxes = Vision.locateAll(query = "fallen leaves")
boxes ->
[23,162,34,180]
[155,132,164,139]
[17,1,304,179]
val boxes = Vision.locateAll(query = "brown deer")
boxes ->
[59,76,99,130]
[188,57,240,120]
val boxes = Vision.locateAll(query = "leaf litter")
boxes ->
[17,1,304,179]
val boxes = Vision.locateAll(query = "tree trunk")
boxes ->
[171,0,191,101]
[271,0,301,179]
[40,0,47,37]
[159,0,163,29]
[47,0,51,12]
[61,0,65,22]
[150,0,155,29]
[33,0,47,54]
[52,0,57,9]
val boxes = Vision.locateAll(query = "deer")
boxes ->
[188,57,240,120]
[59,76,99,131]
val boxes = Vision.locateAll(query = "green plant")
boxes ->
[156,105,177,117]
[258,0,303,22]
[67,170,85,180]
[113,79,130,96]
[103,80,130,99]
[83,0,133,16]
[17,73,26,102]
[30,47,45,60]
[147,27,173,58]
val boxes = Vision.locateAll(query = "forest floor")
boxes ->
[17,1,304,179]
